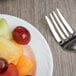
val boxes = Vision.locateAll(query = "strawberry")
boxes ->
[0,63,19,76]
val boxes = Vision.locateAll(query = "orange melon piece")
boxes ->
[11,40,24,65]
[17,55,33,76]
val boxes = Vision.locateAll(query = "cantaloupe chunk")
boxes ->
[11,40,24,65]
[17,55,33,76]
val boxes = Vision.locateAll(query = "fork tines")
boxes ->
[45,9,76,49]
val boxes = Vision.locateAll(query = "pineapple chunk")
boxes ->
[0,37,21,62]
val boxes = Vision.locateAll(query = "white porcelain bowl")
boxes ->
[0,14,53,76]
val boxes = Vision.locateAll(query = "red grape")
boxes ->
[13,26,31,45]
[0,58,8,73]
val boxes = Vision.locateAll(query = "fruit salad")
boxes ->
[0,18,34,76]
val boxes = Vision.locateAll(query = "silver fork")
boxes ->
[45,9,76,50]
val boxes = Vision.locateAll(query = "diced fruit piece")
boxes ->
[25,75,32,76]
[12,40,24,55]
[0,63,19,76]
[11,58,19,66]
[13,26,31,45]
[0,37,21,63]
[17,55,33,76]
[0,18,12,40]
[11,40,24,65]
[0,58,8,73]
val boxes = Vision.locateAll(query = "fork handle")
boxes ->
[59,32,76,50]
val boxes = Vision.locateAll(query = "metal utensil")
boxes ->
[45,9,76,50]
